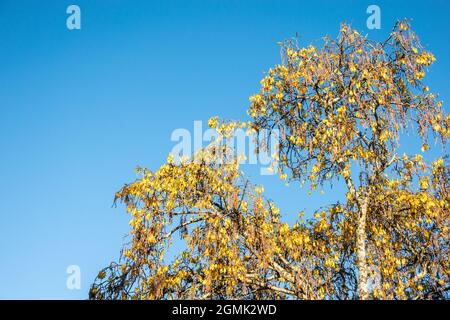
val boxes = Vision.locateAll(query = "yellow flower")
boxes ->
[419,177,429,189]
[208,116,219,129]
[255,186,264,194]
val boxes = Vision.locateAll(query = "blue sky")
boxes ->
[0,0,449,299]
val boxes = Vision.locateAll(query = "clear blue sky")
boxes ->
[0,0,449,299]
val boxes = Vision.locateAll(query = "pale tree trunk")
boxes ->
[356,197,369,300]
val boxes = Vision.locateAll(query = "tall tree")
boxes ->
[90,21,449,300]
[248,20,449,299]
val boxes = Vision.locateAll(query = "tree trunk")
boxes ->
[356,197,369,300]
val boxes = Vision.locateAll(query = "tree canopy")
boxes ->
[90,20,449,300]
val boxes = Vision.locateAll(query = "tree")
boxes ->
[90,20,449,300]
